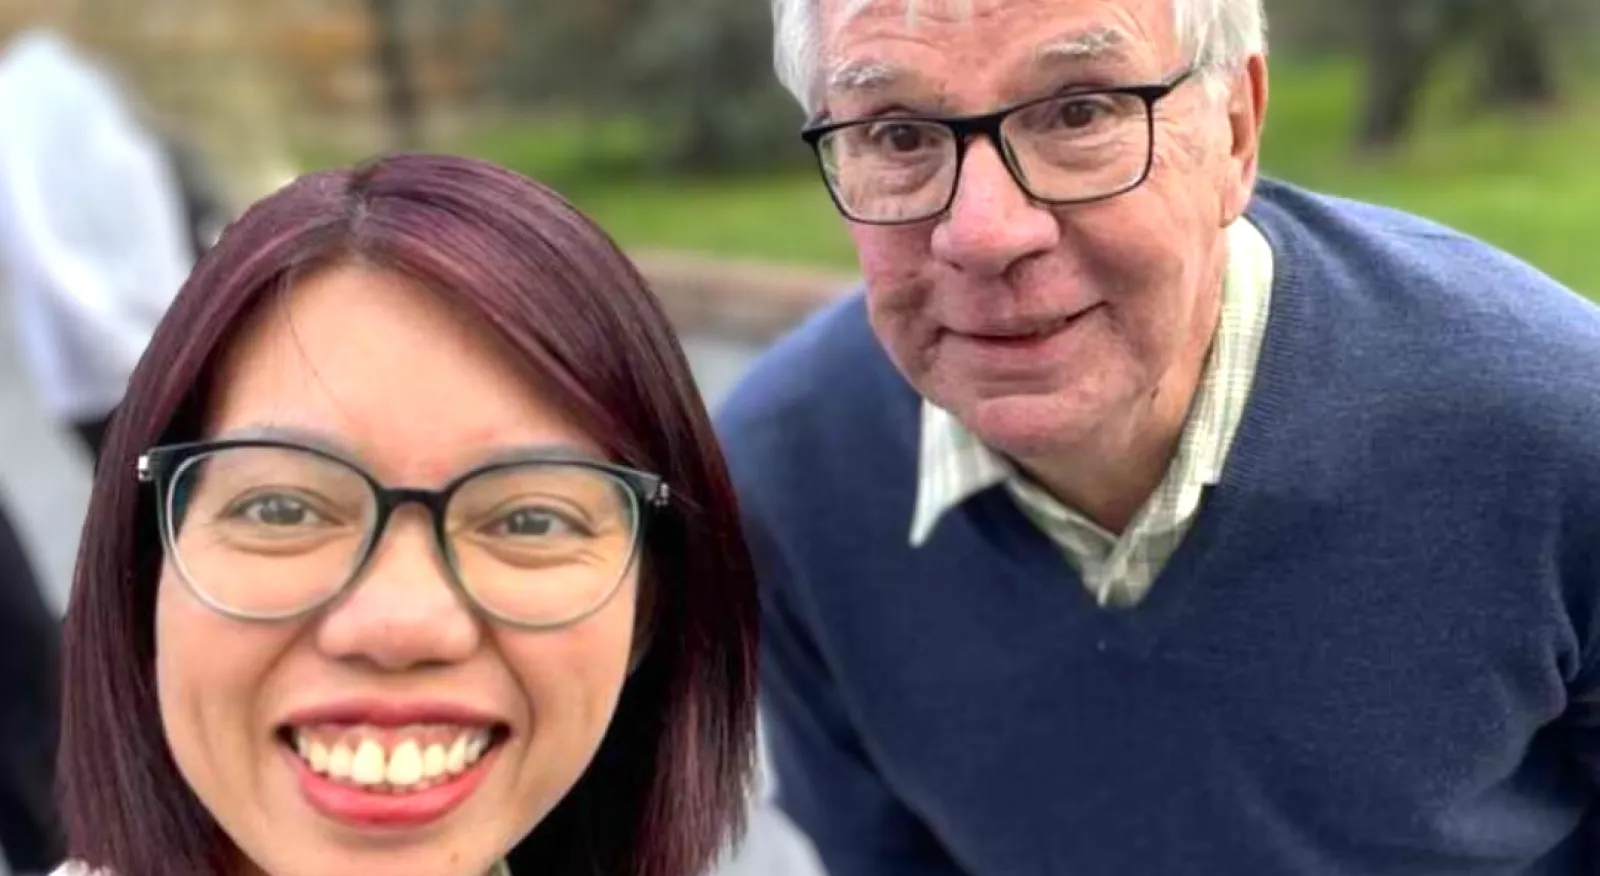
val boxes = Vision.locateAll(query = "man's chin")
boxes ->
[958,394,1099,462]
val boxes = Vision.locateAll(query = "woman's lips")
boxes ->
[288,724,495,792]
[275,699,511,829]
[282,730,504,829]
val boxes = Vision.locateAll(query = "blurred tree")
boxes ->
[484,0,804,175]
[1355,0,1565,151]
[1354,1,1449,151]
[617,0,805,174]
[367,0,420,149]
[1474,0,1559,109]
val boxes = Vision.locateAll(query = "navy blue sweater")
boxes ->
[715,180,1600,875]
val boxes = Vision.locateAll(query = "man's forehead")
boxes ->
[823,22,1140,96]
[818,0,1167,93]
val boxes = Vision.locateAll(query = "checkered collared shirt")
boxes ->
[908,218,1275,608]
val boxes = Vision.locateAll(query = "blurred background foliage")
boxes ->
[385,0,1600,293]
[5,0,1594,294]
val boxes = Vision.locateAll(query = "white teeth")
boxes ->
[327,743,353,780]
[351,739,387,785]
[386,740,424,786]
[291,726,495,792]
[423,744,446,779]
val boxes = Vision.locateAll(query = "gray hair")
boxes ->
[772,0,1267,112]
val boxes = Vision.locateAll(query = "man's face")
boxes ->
[816,0,1262,464]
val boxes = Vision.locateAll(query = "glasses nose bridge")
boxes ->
[948,109,1010,156]
[367,485,454,557]
[947,109,1027,200]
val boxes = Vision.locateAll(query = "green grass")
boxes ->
[1260,61,1599,297]
[450,116,858,267]
[305,62,1600,296]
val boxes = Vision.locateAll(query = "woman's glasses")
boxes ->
[137,440,668,629]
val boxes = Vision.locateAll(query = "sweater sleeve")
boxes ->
[743,494,967,876]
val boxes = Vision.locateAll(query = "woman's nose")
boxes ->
[313,509,482,672]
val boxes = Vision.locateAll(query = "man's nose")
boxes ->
[930,137,1061,277]
[314,509,482,672]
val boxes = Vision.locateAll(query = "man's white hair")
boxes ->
[772,0,1267,112]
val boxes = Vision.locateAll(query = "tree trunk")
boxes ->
[367,0,421,149]
[1356,3,1454,151]
[1476,1,1559,109]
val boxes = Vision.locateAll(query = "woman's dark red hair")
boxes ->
[57,153,758,876]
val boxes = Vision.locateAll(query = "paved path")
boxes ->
[0,308,822,874]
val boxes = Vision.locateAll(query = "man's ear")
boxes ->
[1221,54,1269,224]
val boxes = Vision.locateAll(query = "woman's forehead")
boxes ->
[201,265,600,483]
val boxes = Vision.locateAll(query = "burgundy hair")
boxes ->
[57,153,759,876]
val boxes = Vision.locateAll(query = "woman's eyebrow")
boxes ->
[214,424,352,456]
[470,443,604,468]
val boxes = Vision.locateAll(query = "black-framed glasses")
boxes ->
[137,439,670,629]
[800,67,1195,225]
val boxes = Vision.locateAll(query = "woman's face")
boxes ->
[154,264,640,876]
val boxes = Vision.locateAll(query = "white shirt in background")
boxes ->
[0,28,192,423]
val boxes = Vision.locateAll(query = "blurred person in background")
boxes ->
[0,26,201,458]
[716,0,1600,874]
[0,505,59,876]
[0,25,197,875]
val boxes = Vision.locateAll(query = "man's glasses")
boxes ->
[137,440,669,629]
[801,67,1195,225]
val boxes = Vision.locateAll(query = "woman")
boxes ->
[53,153,758,876]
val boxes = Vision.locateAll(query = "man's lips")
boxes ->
[949,303,1103,343]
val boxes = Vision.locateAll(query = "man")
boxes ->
[715,0,1600,873]
[0,27,194,875]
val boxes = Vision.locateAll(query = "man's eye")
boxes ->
[1060,100,1101,127]
[867,122,937,153]
[1051,98,1111,129]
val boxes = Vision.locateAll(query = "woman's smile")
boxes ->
[275,700,512,829]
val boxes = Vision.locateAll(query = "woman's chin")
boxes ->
[241,737,524,875]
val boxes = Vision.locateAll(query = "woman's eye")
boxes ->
[232,495,326,527]
[487,508,582,538]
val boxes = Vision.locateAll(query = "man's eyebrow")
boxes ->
[825,24,1135,97]
[1033,25,1134,65]
[826,58,907,94]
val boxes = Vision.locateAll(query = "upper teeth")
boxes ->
[292,726,492,792]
